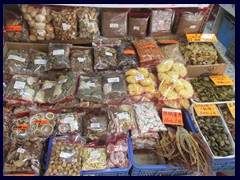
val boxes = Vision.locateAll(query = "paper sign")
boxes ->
[162,108,183,125]
[105,52,113,56]
[34,119,50,124]
[143,44,155,48]
[78,57,86,62]
[53,49,64,55]
[135,74,145,81]
[17,148,26,154]
[110,23,119,28]
[91,123,100,128]
[108,77,120,83]
[5,25,22,31]
[13,125,29,130]
[227,102,235,119]
[8,55,26,62]
[34,59,47,65]
[124,50,135,55]
[14,81,26,90]
[158,40,178,44]
[186,33,217,42]
[193,104,220,117]
[87,81,96,87]
[60,151,74,159]
[210,75,235,86]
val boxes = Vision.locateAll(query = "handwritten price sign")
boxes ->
[193,104,220,117]
[210,75,235,86]
[186,34,217,42]
[162,108,183,125]
[227,102,235,119]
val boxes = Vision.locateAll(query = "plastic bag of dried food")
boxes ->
[45,135,85,176]
[46,43,72,71]
[176,11,204,36]
[53,98,80,111]
[117,41,139,70]
[132,138,159,150]
[83,114,109,142]
[4,9,30,42]
[108,103,136,134]
[34,80,57,104]
[4,74,38,103]
[3,141,12,163]
[56,112,84,136]
[134,102,167,134]
[160,43,185,63]
[4,135,46,176]
[78,100,103,110]
[13,106,32,117]
[101,9,128,38]
[21,4,55,41]
[82,143,108,171]
[4,106,14,140]
[77,76,103,103]
[29,112,57,137]
[77,7,100,39]
[51,7,77,40]
[28,49,48,76]
[102,72,128,104]
[70,48,94,75]
[131,128,160,139]
[4,49,30,74]
[150,9,175,36]
[132,37,164,62]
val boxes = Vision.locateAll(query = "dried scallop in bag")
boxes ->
[10,116,30,139]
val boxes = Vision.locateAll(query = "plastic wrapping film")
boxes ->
[128,13,149,38]
[77,7,100,39]
[21,4,55,41]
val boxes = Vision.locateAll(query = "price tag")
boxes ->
[210,75,235,86]
[135,74,145,81]
[91,123,100,128]
[110,23,119,28]
[8,55,26,62]
[59,79,68,84]
[186,33,217,42]
[5,25,22,31]
[60,151,74,159]
[34,119,50,124]
[17,148,26,154]
[62,115,74,123]
[158,40,178,44]
[87,81,96,87]
[34,59,47,65]
[105,52,113,56]
[117,112,130,120]
[62,23,71,30]
[53,49,64,55]
[133,26,140,30]
[37,29,46,36]
[78,57,86,62]
[143,44,155,48]
[43,82,53,90]
[193,104,220,117]
[87,22,94,27]
[14,81,26,90]
[90,151,100,158]
[13,125,29,130]
[123,50,135,55]
[227,102,235,119]
[107,77,120,83]
[162,108,183,125]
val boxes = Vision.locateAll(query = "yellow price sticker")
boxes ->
[210,75,235,86]
[193,104,220,117]
[186,33,217,42]
[227,102,235,119]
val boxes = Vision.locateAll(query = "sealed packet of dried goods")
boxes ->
[4,9,30,42]
[70,48,94,75]
[132,37,164,62]
[77,7,100,39]
[53,98,80,111]
[77,76,103,103]
[117,41,139,70]
[150,9,175,36]
[101,9,128,38]
[45,135,85,176]
[51,7,77,40]
[4,49,30,74]
[46,43,72,71]
[13,106,32,117]
[21,4,55,41]
[28,49,48,77]
[34,80,57,104]
[102,72,127,104]
[131,128,160,139]
[4,135,46,176]
[92,37,121,71]
[82,143,108,171]
[78,100,103,110]
[179,42,218,65]
[159,43,185,63]
[132,137,159,150]
[4,74,38,103]
[3,106,14,140]
[176,11,204,36]
[83,114,109,142]
[107,135,130,168]
[108,103,136,134]
[56,112,84,136]
[50,73,78,104]
[134,102,167,133]
[29,112,57,137]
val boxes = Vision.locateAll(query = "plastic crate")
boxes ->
[129,110,193,176]
[46,136,132,176]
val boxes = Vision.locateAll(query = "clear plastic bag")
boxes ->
[4,74,38,103]
[51,8,77,40]
[4,49,30,74]
[4,135,46,176]
[132,137,158,150]
[128,13,149,38]
[29,112,57,137]
[131,128,160,139]
[28,49,48,76]
[160,43,185,63]
[45,135,85,176]
[150,9,175,36]
[21,4,55,41]
[77,76,103,103]
[76,7,100,39]
[56,112,84,136]
[101,10,128,38]
[3,106,14,140]
[11,116,31,139]
[83,114,109,142]
[46,43,72,71]
[134,102,167,134]
[102,72,127,104]
[117,41,139,70]
[70,49,94,75]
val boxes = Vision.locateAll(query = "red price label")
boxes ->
[5,25,22,31]
[124,49,135,55]
[143,44,155,48]
[162,108,183,125]
[13,125,29,130]
[34,119,50,124]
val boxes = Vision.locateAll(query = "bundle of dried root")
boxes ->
[155,126,213,176]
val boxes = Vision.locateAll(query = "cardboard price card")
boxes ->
[162,108,183,125]
[227,102,235,119]
[210,75,235,86]
[186,33,217,42]
[193,104,220,117]
[34,119,50,124]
